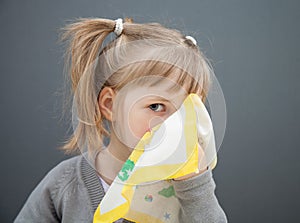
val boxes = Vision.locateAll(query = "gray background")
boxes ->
[1,0,299,222]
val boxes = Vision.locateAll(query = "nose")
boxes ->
[148,116,165,132]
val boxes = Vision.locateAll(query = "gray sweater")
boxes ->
[14,155,227,223]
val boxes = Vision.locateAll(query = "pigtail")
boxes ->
[59,18,115,92]
[58,18,116,153]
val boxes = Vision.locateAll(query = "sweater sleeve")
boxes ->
[171,169,228,223]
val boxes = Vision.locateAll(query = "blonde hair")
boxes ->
[58,17,214,154]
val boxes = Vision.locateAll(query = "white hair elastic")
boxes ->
[185,35,197,45]
[114,18,123,36]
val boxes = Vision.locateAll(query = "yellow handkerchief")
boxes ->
[93,93,217,223]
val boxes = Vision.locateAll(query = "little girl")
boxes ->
[15,17,227,223]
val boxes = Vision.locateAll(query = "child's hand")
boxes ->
[172,143,209,181]
[172,167,208,181]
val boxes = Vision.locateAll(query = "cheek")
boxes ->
[129,112,168,140]
[128,111,151,139]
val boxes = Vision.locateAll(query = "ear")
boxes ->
[98,87,116,121]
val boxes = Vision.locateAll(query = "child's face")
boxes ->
[112,77,188,149]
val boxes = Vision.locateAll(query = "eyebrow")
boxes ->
[144,94,185,103]
[145,96,170,101]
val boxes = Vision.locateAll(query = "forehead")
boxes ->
[114,76,188,107]
[112,60,200,93]
[123,75,186,94]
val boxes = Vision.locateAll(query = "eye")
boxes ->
[148,103,166,112]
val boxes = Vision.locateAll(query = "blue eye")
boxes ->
[149,103,165,112]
